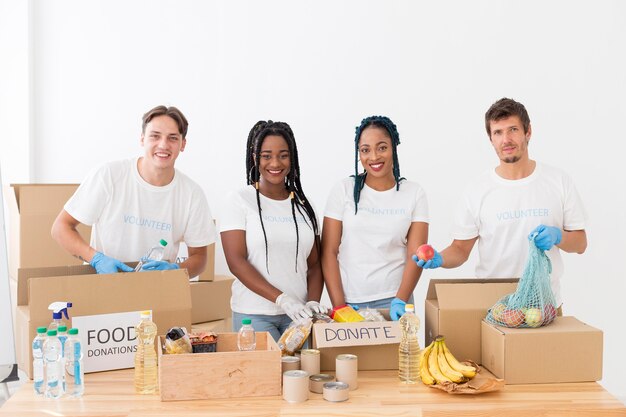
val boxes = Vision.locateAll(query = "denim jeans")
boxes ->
[232,311,293,341]
[348,295,415,311]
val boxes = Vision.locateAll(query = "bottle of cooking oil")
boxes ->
[398,303,421,384]
[134,310,157,394]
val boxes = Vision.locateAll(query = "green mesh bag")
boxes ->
[486,238,558,328]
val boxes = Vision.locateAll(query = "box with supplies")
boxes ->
[311,309,401,371]
[15,265,191,378]
[6,184,91,280]
[481,316,603,384]
[425,278,519,364]
[157,331,281,401]
[190,275,234,324]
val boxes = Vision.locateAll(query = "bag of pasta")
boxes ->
[486,238,558,328]
[277,319,312,356]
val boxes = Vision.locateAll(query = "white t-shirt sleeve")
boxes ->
[218,190,248,232]
[183,187,216,247]
[64,164,111,226]
[411,185,429,223]
[451,189,479,240]
[324,179,349,221]
[562,174,587,231]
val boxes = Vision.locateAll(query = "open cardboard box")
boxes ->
[424,278,519,363]
[15,265,191,378]
[158,332,281,401]
[312,310,401,371]
[190,275,233,324]
[481,316,603,384]
[6,184,91,280]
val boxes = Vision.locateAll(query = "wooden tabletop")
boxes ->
[1,369,625,417]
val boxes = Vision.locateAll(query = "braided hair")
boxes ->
[352,115,404,214]
[245,120,320,273]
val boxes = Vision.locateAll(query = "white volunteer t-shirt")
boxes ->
[219,186,318,315]
[451,162,586,305]
[65,158,216,262]
[324,177,429,303]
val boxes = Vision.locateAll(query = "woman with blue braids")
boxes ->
[321,116,429,321]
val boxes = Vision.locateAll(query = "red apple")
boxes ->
[543,304,557,323]
[490,303,506,322]
[416,244,435,261]
[501,309,524,327]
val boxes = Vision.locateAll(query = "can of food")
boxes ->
[309,373,335,394]
[283,370,309,403]
[322,381,349,402]
[300,349,321,375]
[281,355,301,373]
[335,354,358,390]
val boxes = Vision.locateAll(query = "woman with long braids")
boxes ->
[219,120,326,340]
[321,116,429,321]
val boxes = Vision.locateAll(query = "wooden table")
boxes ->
[1,369,625,417]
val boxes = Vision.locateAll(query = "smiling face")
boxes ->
[140,114,186,172]
[489,115,531,164]
[258,134,291,190]
[358,126,394,181]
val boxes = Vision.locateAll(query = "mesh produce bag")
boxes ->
[486,238,558,328]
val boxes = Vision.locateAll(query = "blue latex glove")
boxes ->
[529,225,562,250]
[412,249,443,269]
[390,297,407,321]
[90,252,133,274]
[141,260,180,271]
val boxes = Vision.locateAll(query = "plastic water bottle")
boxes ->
[43,329,64,398]
[134,310,158,394]
[237,318,256,351]
[64,328,84,397]
[32,326,47,395]
[398,304,421,384]
[57,325,68,392]
[134,239,168,272]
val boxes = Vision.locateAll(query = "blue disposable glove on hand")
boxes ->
[141,260,180,271]
[390,297,407,321]
[90,252,133,274]
[529,225,562,250]
[412,249,443,269]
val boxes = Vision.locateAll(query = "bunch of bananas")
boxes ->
[419,336,477,385]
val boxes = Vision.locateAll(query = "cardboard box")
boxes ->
[6,184,91,279]
[190,275,233,324]
[192,317,233,333]
[178,242,215,282]
[312,313,401,371]
[425,278,518,363]
[15,266,192,378]
[481,316,603,384]
[157,332,281,401]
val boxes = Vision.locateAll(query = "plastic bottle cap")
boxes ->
[242,318,252,325]
[405,304,415,312]
[37,327,47,334]
[159,239,168,247]
[47,330,57,336]
[140,310,152,318]
[68,328,78,335]
[58,326,67,332]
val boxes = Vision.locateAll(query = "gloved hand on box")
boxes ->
[90,252,133,274]
[141,260,180,271]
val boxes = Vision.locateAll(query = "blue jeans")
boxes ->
[232,311,293,342]
[349,295,415,311]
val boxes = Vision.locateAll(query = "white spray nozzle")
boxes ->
[48,302,73,320]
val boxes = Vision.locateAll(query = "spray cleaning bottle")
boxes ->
[48,302,73,332]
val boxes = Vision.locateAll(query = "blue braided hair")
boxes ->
[352,115,404,214]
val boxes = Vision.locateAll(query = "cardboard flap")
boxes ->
[312,321,400,348]
[10,184,77,214]
[27,269,191,320]
[436,282,519,309]
[18,264,96,306]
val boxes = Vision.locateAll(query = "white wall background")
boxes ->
[1,0,625,400]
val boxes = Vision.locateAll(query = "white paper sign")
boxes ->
[72,310,148,373]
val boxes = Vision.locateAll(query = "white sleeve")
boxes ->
[411,185,429,223]
[324,180,348,221]
[562,175,587,231]
[450,190,479,240]
[218,191,247,232]
[63,165,111,226]
[183,187,216,247]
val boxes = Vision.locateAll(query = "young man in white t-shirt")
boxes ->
[415,98,587,307]
[51,105,215,277]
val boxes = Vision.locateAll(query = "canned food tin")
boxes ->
[335,354,358,390]
[322,381,349,402]
[309,373,335,394]
[283,370,309,403]
[300,349,321,375]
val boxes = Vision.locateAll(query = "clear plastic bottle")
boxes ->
[134,310,158,394]
[398,303,421,384]
[134,239,168,272]
[237,318,256,351]
[64,328,85,397]
[57,325,68,392]
[32,326,47,395]
[43,329,64,398]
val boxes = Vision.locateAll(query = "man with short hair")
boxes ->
[415,98,587,308]
[52,105,215,276]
